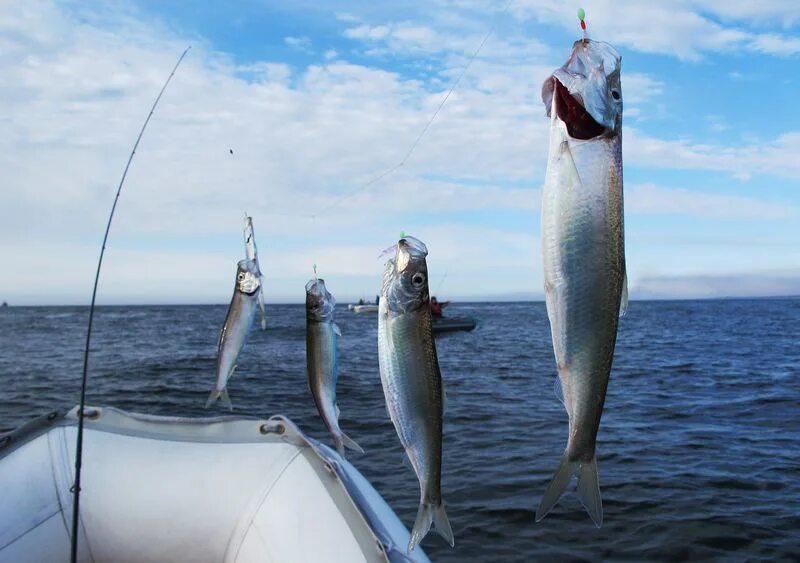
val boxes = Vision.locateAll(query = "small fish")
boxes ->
[243,215,267,330]
[206,259,261,410]
[378,235,454,552]
[305,277,363,457]
[536,38,627,528]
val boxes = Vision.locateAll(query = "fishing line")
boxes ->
[313,0,514,217]
[433,270,449,297]
[69,46,190,563]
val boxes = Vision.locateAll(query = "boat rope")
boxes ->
[69,46,191,563]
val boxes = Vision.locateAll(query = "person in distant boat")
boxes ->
[375,295,379,305]
[358,298,364,305]
[430,297,450,318]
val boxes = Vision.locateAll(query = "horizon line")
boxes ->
[3,294,798,307]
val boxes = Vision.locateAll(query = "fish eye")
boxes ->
[411,272,426,286]
[237,273,245,281]
[611,90,620,101]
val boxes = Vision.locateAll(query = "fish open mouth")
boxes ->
[552,78,605,141]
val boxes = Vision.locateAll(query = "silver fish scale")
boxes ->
[542,122,624,462]
[378,297,444,504]
[307,321,339,433]
[215,289,258,391]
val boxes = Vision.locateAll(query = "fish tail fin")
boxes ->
[204,388,233,411]
[336,431,364,456]
[535,453,602,528]
[576,456,602,527]
[408,500,454,552]
[334,438,345,458]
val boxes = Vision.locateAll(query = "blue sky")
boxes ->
[1,0,799,304]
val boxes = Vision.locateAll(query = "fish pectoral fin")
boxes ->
[258,289,267,330]
[228,364,238,379]
[333,323,342,337]
[553,376,565,408]
[536,454,602,528]
[619,269,629,318]
[557,138,583,191]
[334,403,341,419]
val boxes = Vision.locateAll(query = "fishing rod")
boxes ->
[69,46,191,563]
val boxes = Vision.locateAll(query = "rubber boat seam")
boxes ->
[63,407,284,444]
[225,448,302,563]
[0,510,62,552]
[46,428,68,538]
[1,408,425,562]
[299,442,390,562]
[55,426,97,562]
[306,440,411,562]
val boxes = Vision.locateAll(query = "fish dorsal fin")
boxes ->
[619,269,628,318]
[333,323,342,337]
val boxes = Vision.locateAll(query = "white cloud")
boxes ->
[625,129,800,179]
[0,1,798,304]
[704,115,730,132]
[747,32,800,55]
[626,184,799,220]
[0,1,548,304]
[284,36,313,52]
[623,73,664,104]
[512,0,800,60]
[344,24,391,41]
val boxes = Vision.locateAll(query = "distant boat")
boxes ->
[350,304,379,314]
[1,301,7,308]
[432,315,477,334]
[0,406,430,562]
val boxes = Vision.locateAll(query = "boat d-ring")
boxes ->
[81,408,101,420]
[259,421,285,435]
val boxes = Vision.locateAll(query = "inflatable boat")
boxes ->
[350,305,379,314]
[0,406,429,563]
[431,316,477,334]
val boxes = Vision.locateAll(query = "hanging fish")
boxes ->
[206,259,261,410]
[305,277,363,457]
[243,215,267,330]
[536,37,627,528]
[378,235,454,552]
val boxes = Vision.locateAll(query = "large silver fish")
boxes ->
[206,259,261,410]
[378,236,454,552]
[536,38,628,528]
[305,277,363,457]
[243,215,267,330]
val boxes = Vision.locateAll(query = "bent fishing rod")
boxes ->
[70,46,190,563]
